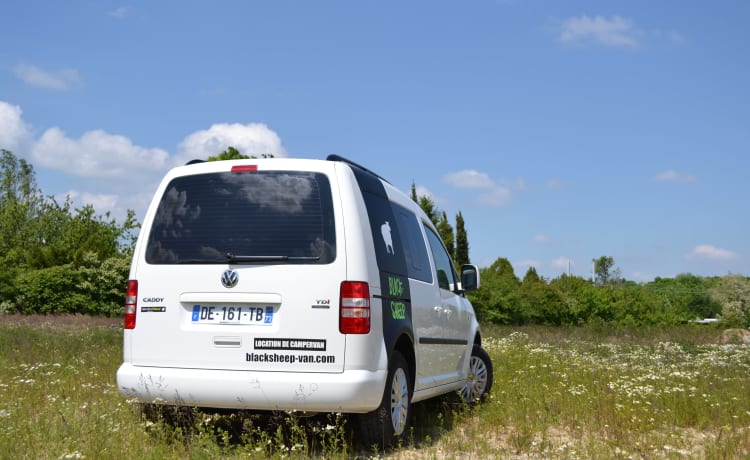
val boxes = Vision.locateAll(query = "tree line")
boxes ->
[1,148,748,327]
[0,149,137,315]
[409,186,750,328]
[468,258,749,327]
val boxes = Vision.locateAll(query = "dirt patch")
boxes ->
[0,313,121,331]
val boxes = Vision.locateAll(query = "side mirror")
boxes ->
[461,264,480,292]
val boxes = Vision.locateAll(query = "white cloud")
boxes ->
[502,177,528,192]
[415,185,434,199]
[57,189,153,223]
[32,128,170,178]
[687,245,738,261]
[2,99,289,220]
[654,170,698,183]
[668,30,686,45]
[442,170,519,207]
[0,101,32,152]
[533,234,556,244]
[14,63,80,90]
[442,170,495,189]
[560,15,639,48]
[477,187,512,207]
[547,179,567,189]
[5,99,287,182]
[29,122,287,178]
[412,185,449,207]
[176,122,286,165]
[109,6,130,19]
[62,191,119,212]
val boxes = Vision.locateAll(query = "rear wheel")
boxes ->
[459,344,493,404]
[356,351,412,449]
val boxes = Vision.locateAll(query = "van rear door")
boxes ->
[127,163,346,373]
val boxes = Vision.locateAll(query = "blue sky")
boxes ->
[1,1,747,281]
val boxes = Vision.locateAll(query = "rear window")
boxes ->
[145,170,336,264]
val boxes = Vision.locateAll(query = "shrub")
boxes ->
[14,264,84,314]
[11,252,129,316]
[711,275,750,327]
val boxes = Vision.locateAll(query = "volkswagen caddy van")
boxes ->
[116,155,492,446]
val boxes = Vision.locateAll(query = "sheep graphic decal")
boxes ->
[381,221,394,255]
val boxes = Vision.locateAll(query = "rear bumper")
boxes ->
[116,363,387,413]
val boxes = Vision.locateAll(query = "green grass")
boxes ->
[1,318,749,459]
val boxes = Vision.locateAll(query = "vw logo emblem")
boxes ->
[221,269,239,288]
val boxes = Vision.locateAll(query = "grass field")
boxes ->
[1,315,749,459]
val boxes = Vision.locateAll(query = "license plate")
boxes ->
[191,305,274,325]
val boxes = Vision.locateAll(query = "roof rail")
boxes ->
[185,159,205,165]
[326,155,390,184]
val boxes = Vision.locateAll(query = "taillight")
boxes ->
[124,280,138,330]
[339,281,370,334]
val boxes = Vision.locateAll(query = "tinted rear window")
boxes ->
[145,171,336,264]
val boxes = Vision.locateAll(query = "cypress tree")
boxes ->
[455,211,469,266]
[437,211,455,260]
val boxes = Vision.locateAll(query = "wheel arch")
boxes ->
[392,333,415,394]
[473,329,483,347]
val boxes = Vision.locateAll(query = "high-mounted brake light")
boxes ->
[339,281,370,334]
[124,280,138,330]
[230,165,258,173]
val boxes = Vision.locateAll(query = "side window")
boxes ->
[424,225,457,291]
[393,204,432,283]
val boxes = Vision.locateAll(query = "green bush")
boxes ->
[14,264,82,314]
[11,252,129,316]
[711,275,750,327]
[76,252,131,316]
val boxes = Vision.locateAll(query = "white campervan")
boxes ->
[116,155,492,446]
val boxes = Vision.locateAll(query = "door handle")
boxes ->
[434,306,452,319]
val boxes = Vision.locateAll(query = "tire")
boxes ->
[458,344,493,404]
[356,351,412,449]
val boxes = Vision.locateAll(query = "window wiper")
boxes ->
[175,259,223,264]
[225,253,320,264]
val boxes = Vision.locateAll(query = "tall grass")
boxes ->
[1,318,748,459]
[452,326,750,459]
